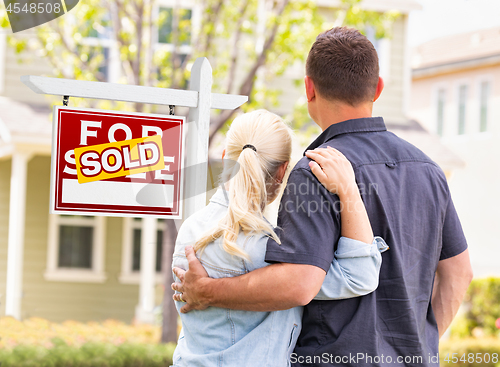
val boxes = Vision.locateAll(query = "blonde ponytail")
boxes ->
[194,110,292,260]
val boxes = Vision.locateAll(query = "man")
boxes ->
[172,27,473,366]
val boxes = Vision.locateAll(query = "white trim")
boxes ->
[454,79,471,137]
[119,217,164,285]
[378,37,392,82]
[0,143,14,159]
[0,117,12,144]
[45,214,107,283]
[43,270,107,283]
[431,81,449,136]
[365,26,391,82]
[0,33,6,94]
[190,2,202,45]
[119,273,164,284]
[474,74,494,135]
[5,152,32,319]
[441,78,473,143]
[152,2,195,55]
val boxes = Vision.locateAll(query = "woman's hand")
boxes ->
[306,146,373,244]
[305,146,357,199]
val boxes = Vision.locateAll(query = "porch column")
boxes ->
[0,33,6,93]
[5,152,30,319]
[135,216,157,323]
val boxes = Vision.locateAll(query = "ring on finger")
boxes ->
[179,293,187,303]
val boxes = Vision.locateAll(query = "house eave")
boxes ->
[0,139,51,159]
[413,53,500,79]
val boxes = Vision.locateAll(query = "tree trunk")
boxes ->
[161,219,179,343]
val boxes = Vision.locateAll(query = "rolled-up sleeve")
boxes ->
[314,236,389,300]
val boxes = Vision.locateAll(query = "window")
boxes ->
[436,89,446,137]
[58,225,93,268]
[132,223,163,272]
[365,27,391,81]
[45,215,107,282]
[479,81,490,133]
[119,217,165,284]
[79,19,113,82]
[158,7,192,46]
[155,5,193,75]
[458,85,468,135]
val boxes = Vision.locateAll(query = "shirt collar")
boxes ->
[209,187,230,207]
[305,117,387,153]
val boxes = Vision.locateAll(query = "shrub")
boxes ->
[0,317,175,366]
[440,337,500,367]
[0,317,161,348]
[0,341,175,367]
[450,277,500,338]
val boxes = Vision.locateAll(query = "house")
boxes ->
[409,27,500,277]
[1,0,462,324]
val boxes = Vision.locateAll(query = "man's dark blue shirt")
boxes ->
[266,117,468,366]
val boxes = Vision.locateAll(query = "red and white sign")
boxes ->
[50,106,185,218]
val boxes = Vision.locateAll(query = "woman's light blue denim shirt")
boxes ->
[172,188,388,367]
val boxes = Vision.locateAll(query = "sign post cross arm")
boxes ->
[21,57,247,219]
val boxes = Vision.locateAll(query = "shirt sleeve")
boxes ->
[314,236,388,300]
[265,167,341,272]
[440,189,468,260]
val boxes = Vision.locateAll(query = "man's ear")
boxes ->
[373,77,384,102]
[304,76,316,102]
[278,161,289,182]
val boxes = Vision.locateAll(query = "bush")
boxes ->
[440,337,500,367]
[0,341,175,367]
[450,277,500,338]
[0,317,175,366]
[0,317,162,348]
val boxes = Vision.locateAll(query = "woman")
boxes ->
[171,110,387,367]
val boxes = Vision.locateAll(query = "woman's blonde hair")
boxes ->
[194,109,293,259]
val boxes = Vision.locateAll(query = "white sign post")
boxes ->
[20,57,247,324]
[22,57,247,220]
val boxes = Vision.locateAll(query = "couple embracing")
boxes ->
[170,27,473,367]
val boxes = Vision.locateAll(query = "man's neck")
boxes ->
[315,99,373,131]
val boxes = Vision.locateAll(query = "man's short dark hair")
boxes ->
[306,27,380,106]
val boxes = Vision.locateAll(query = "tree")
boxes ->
[1,0,398,134]
[1,0,398,343]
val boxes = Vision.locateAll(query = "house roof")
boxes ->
[386,120,465,172]
[0,97,52,152]
[412,27,500,77]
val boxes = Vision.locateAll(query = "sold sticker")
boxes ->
[74,135,165,184]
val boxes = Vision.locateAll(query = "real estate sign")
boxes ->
[50,106,185,218]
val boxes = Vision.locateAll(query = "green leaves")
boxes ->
[1,0,399,139]
[450,277,500,338]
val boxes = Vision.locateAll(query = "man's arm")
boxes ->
[172,246,326,313]
[431,249,473,338]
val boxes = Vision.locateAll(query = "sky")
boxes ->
[408,0,500,47]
